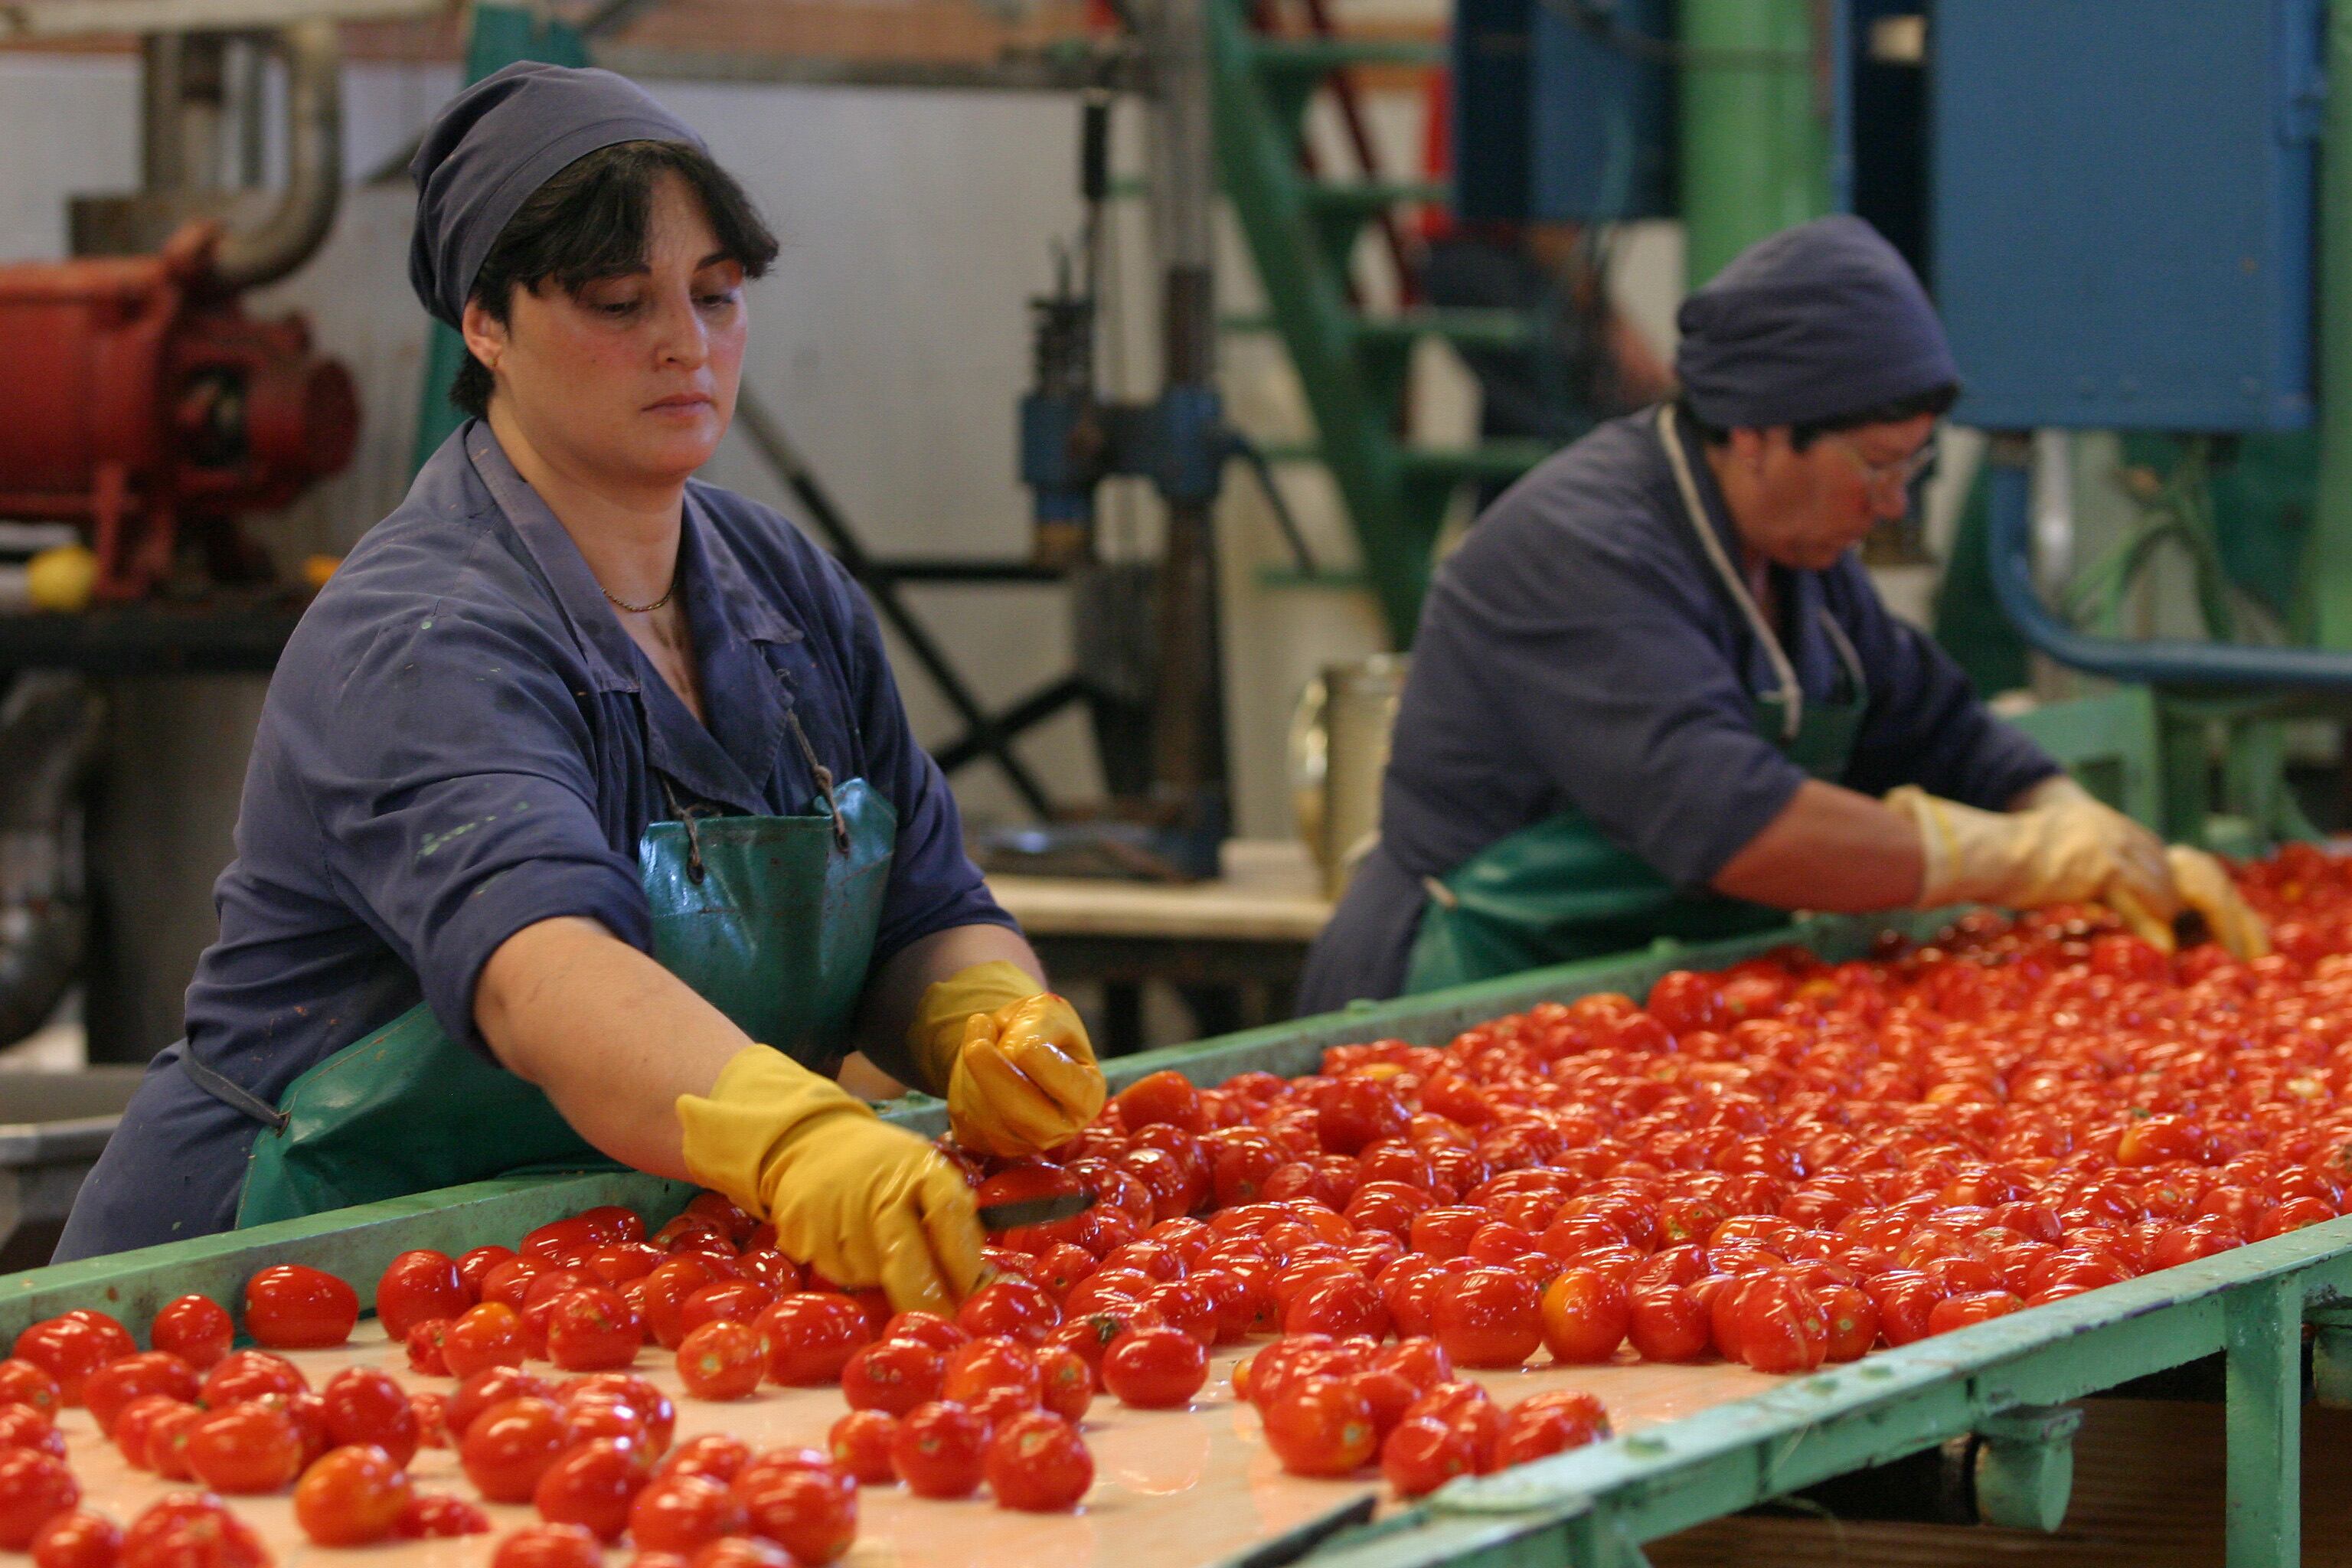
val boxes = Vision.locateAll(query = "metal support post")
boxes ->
[2311,1303,2352,1407]
[2307,0,2352,648]
[1971,1403,2082,1533]
[1676,0,1829,286]
[2224,1276,2301,1568]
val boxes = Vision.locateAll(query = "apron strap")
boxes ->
[661,779,710,884]
[789,709,852,854]
[1655,405,1805,743]
[178,1043,292,1132]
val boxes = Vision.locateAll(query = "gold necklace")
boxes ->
[601,573,678,615]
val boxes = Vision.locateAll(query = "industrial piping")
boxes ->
[209,19,342,291]
[1985,435,2352,691]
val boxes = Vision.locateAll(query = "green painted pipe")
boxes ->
[1676,0,1830,288]
[2305,0,2352,649]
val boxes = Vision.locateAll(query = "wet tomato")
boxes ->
[956,1279,1060,1347]
[241,1264,358,1350]
[677,1321,767,1401]
[827,1410,897,1484]
[111,1396,181,1468]
[544,1287,645,1372]
[1100,1325,1207,1409]
[1726,1276,1830,1375]
[119,1494,267,1568]
[1926,1289,2027,1335]
[1434,1267,1542,1370]
[657,1432,751,1485]
[1539,1269,1629,1364]
[1380,1415,1480,1498]
[984,1410,1093,1512]
[1494,1390,1609,1467]
[890,1400,990,1498]
[393,1493,492,1538]
[293,1443,413,1547]
[30,1511,119,1568]
[759,1295,871,1387]
[1037,1344,1094,1422]
[1262,1377,1378,1478]
[376,1250,470,1339]
[0,1449,78,1549]
[459,1397,567,1503]
[738,1469,858,1565]
[148,1298,234,1372]
[406,1318,453,1376]
[0,1362,60,1419]
[489,1522,603,1568]
[628,1475,745,1554]
[533,1438,647,1543]
[81,1354,197,1436]
[11,1318,119,1405]
[443,1302,529,1378]
[841,1338,946,1416]
[183,1401,304,1494]
[319,1367,419,1468]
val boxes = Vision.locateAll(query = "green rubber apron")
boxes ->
[1403,403,1868,993]
[182,718,896,1228]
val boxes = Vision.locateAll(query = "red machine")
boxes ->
[0,222,358,599]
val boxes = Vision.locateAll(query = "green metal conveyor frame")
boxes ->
[4,901,2347,1568]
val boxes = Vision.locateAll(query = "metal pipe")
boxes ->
[210,18,341,290]
[1987,434,2352,691]
[0,675,105,1048]
[1676,0,1829,286]
[2309,0,2352,649]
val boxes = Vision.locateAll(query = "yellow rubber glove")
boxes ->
[2167,844,2272,962]
[677,1044,983,1313]
[908,960,1107,1159]
[1884,779,2181,948]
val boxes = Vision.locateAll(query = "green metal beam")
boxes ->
[1675,0,1829,287]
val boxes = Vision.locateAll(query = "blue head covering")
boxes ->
[1674,215,1958,430]
[407,62,705,327]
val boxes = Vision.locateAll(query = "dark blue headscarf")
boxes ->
[1674,215,1958,430]
[407,63,705,327]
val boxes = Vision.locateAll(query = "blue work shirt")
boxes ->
[1295,410,2057,1015]
[58,421,1012,1258]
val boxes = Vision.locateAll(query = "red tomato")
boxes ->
[628,1475,745,1554]
[111,1396,181,1468]
[148,1298,234,1372]
[738,1469,858,1566]
[119,1495,266,1568]
[827,1410,899,1484]
[880,1312,969,1353]
[82,1353,197,1436]
[1380,1415,1481,1498]
[459,1397,567,1503]
[1116,1070,1205,1133]
[1926,1289,2027,1335]
[533,1439,646,1543]
[983,1410,1093,1512]
[1434,1266,1543,1370]
[443,1302,529,1378]
[1494,1390,1610,1467]
[241,1264,358,1350]
[446,1366,551,1440]
[1037,1344,1094,1422]
[890,1400,990,1498]
[405,1318,452,1377]
[677,1321,767,1402]
[11,1318,117,1405]
[293,1443,413,1547]
[310,1367,414,1468]
[30,1511,119,1568]
[678,1281,773,1338]
[939,1338,1038,1410]
[658,1433,752,1485]
[393,1493,492,1538]
[1538,1269,1629,1364]
[544,1287,644,1372]
[567,1373,675,1449]
[840,1338,945,1416]
[376,1250,471,1339]
[196,1350,305,1409]
[489,1522,604,1568]
[183,1402,305,1494]
[758,1295,871,1387]
[687,1540,791,1568]
[1262,1376,1378,1478]
[412,1392,449,1450]
[956,1279,1060,1347]
[1100,1325,1208,1409]
[142,1406,206,1481]
[1818,1285,1879,1363]
[1626,1283,1711,1363]
[1283,1273,1392,1341]
[0,1449,78,1549]
[0,1361,60,1419]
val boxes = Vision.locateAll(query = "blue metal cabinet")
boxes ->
[1931,0,2325,432]
[1454,0,1674,224]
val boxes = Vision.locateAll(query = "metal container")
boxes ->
[0,1067,143,1271]
[1289,654,1408,899]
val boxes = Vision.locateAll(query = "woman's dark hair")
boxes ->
[1678,382,1960,450]
[452,139,780,416]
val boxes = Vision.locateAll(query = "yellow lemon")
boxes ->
[25,544,97,613]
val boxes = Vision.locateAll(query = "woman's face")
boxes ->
[466,170,749,492]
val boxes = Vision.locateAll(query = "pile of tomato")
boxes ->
[5,851,2352,1563]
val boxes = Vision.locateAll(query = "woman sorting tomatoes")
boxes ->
[60,64,1105,1311]
[1298,217,2269,1013]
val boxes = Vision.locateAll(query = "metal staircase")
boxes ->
[1207,0,1553,644]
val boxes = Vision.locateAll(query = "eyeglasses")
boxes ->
[1832,432,1939,493]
